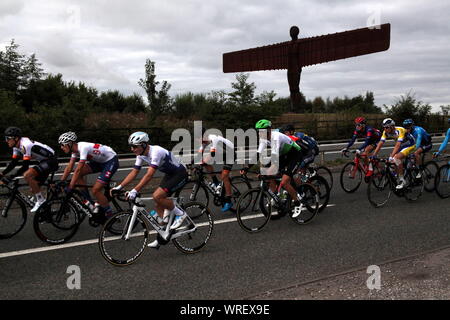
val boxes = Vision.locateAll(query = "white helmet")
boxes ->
[128,131,149,146]
[58,131,77,145]
[382,118,395,127]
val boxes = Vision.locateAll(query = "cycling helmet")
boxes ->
[58,131,77,145]
[402,119,414,128]
[354,117,366,125]
[4,127,22,138]
[128,131,149,146]
[255,119,272,129]
[382,118,395,127]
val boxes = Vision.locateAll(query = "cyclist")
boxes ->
[198,130,236,212]
[240,119,304,218]
[341,117,382,160]
[279,124,319,172]
[111,132,189,249]
[372,118,416,190]
[433,118,450,158]
[57,131,119,221]
[0,127,59,212]
[402,119,432,178]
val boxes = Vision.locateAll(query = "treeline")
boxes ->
[1,39,448,155]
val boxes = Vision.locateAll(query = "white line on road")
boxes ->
[0,204,336,259]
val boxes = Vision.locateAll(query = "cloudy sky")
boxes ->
[1,0,449,112]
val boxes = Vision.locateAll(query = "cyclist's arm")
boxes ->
[346,131,358,149]
[69,161,85,189]
[438,129,450,154]
[60,157,77,181]
[0,157,20,177]
[391,141,402,158]
[415,132,423,150]
[117,168,140,189]
[372,140,384,156]
[133,166,157,192]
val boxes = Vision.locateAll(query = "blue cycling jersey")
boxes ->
[438,128,450,153]
[411,126,431,149]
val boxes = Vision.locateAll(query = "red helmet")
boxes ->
[354,117,366,125]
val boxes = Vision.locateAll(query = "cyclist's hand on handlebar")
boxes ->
[110,185,123,197]
[240,167,249,175]
[126,189,139,201]
[341,148,349,156]
[433,152,440,159]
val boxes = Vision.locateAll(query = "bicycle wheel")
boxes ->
[174,180,209,207]
[291,183,319,225]
[367,169,392,208]
[314,165,333,190]
[0,190,27,239]
[98,211,150,266]
[308,175,330,213]
[236,188,271,233]
[404,168,424,202]
[422,161,439,192]
[33,198,81,244]
[435,164,450,199]
[172,201,214,253]
[340,162,362,193]
[228,176,252,213]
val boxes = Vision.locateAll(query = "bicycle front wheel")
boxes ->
[315,165,334,190]
[172,201,214,253]
[0,191,27,239]
[422,161,439,192]
[340,162,362,193]
[236,188,271,233]
[367,169,392,208]
[308,175,330,213]
[291,184,319,225]
[404,168,424,202]
[98,211,151,266]
[33,198,80,244]
[435,164,450,199]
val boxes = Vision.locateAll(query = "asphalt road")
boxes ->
[0,166,448,300]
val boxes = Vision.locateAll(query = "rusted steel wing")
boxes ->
[223,23,390,73]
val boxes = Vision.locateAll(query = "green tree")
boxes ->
[138,59,172,118]
[384,92,432,123]
[227,73,257,107]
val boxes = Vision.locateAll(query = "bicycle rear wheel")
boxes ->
[98,211,150,266]
[172,201,213,253]
[227,176,252,213]
[422,161,439,192]
[174,180,209,208]
[435,164,450,199]
[308,175,330,212]
[314,165,333,190]
[367,169,392,208]
[404,168,424,202]
[33,198,81,244]
[236,188,271,233]
[340,162,362,193]
[291,184,319,225]
[0,191,27,239]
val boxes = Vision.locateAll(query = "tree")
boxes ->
[138,59,172,118]
[227,73,257,107]
[384,92,432,123]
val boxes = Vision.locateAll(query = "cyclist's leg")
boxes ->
[221,166,232,197]
[92,157,119,216]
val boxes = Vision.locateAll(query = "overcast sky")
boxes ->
[1,0,449,112]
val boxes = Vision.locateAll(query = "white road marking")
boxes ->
[0,203,337,259]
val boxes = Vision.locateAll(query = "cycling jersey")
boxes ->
[381,127,415,144]
[257,131,301,156]
[437,128,450,154]
[12,137,55,161]
[292,132,318,151]
[134,145,186,175]
[71,142,117,163]
[410,126,431,150]
[199,134,234,154]
[346,125,381,150]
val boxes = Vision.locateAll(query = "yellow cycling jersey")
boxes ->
[381,126,410,143]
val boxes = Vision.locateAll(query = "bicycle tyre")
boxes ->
[308,175,330,213]
[98,211,151,266]
[367,169,392,208]
[422,160,439,192]
[290,183,319,225]
[435,164,450,199]
[174,180,209,207]
[236,188,271,233]
[0,192,27,239]
[315,165,334,190]
[172,201,214,253]
[340,162,362,193]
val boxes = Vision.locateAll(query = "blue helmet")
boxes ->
[402,119,414,128]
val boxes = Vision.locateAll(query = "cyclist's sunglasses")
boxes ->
[5,136,16,141]
[130,145,142,150]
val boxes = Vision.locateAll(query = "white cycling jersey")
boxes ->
[71,142,117,163]
[257,131,300,156]
[12,137,55,161]
[134,145,185,174]
[199,134,234,153]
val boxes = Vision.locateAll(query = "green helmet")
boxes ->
[255,119,272,129]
